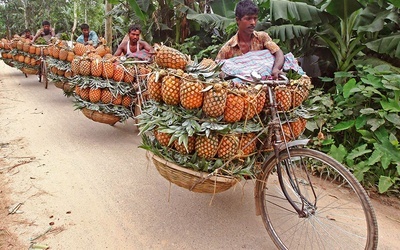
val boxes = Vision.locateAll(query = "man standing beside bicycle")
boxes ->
[76,23,99,47]
[215,0,285,80]
[32,20,55,44]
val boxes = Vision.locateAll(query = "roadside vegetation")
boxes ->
[1,0,399,195]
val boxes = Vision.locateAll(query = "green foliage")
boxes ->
[305,65,400,194]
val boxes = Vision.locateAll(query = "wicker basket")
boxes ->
[21,67,38,75]
[81,108,120,125]
[148,152,239,193]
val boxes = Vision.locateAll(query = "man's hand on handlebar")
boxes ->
[271,68,284,80]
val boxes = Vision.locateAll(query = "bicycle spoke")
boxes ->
[258,148,378,249]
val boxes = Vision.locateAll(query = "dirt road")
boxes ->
[1,61,399,249]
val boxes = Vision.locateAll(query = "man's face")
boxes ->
[25,32,31,37]
[82,28,89,36]
[129,30,141,43]
[43,24,50,32]
[237,14,257,35]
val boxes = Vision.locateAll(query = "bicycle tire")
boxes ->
[42,61,48,89]
[38,62,42,83]
[257,148,378,250]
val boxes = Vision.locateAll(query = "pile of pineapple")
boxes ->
[68,40,152,124]
[0,36,42,74]
[139,45,312,178]
[0,38,15,67]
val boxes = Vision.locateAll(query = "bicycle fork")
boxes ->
[254,87,317,218]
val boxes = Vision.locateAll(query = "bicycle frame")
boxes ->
[229,73,317,217]
[34,44,48,89]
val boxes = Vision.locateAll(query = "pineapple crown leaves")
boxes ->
[229,121,263,134]
[34,37,48,45]
[200,122,230,137]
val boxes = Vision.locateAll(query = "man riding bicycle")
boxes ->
[32,20,55,44]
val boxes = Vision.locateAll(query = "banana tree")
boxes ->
[267,0,400,76]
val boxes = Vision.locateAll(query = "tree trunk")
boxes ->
[105,0,113,47]
[20,0,29,29]
[71,0,78,42]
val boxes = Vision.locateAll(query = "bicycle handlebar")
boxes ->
[225,72,289,85]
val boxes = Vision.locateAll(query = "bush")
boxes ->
[305,64,400,195]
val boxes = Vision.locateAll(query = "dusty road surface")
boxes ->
[1,61,400,249]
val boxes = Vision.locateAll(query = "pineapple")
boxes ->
[199,58,217,68]
[154,44,188,70]
[50,66,58,75]
[195,134,219,160]
[179,75,204,109]
[64,70,73,78]
[101,88,113,104]
[30,58,37,66]
[255,89,266,114]
[52,45,60,59]
[24,56,31,64]
[282,117,307,140]
[217,134,239,159]
[80,87,90,101]
[102,60,114,79]
[274,86,292,111]
[89,88,102,103]
[123,65,135,84]
[57,69,65,76]
[147,71,164,102]
[238,133,257,156]
[23,42,30,53]
[29,45,36,54]
[174,136,196,154]
[91,58,103,77]
[154,129,172,147]
[73,43,86,56]
[121,95,133,108]
[18,55,25,63]
[35,47,41,56]
[112,94,123,105]
[161,73,182,105]
[290,75,312,108]
[59,48,68,61]
[67,50,75,62]
[71,57,80,76]
[223,91,244,123]
[95,45,107,57]
[16,40,23,50]
[202,83,227,118]
[241,90,258,120]
[95,38,108,57]
[74,85,81,96]
[113,64,125,82]
[79,57,91,76]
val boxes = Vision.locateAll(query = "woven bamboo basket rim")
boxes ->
[148,152,239,193]
[21,67,38,75]
[81,108,120,125]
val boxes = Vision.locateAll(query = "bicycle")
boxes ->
[33,44,49,89]
[231,72,378,249]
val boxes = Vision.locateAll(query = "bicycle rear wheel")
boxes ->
[257,148,378,249]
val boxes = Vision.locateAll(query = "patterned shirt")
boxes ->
[76,30,99,47]
[216,31,280,61]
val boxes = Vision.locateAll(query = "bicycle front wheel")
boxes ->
[258,148,378,249]
[41,60,48,89]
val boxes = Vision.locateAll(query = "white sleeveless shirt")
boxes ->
[126,40,140,57]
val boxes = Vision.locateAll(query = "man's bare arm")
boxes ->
[271,49,284,79]
[114,41,127,56]
[142,41,155,54]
